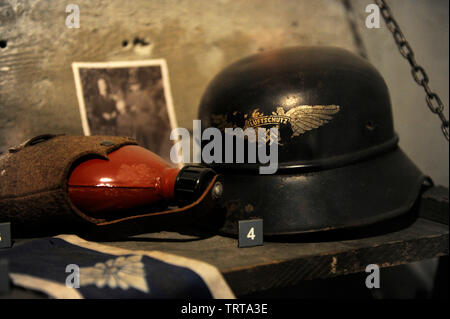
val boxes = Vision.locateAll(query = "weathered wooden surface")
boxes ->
[419,185,449,225]
[1,186,448,298]
[101,217,448,296]
[73,185,450,295]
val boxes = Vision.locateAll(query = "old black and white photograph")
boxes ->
[72,60,178,163]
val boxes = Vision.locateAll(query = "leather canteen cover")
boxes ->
[0,134,224,238]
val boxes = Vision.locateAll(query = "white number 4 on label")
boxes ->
[238,219,263,248]
[247,227,256,240]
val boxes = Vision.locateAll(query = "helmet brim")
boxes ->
[208,147,427,236]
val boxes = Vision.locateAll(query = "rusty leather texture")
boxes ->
[0,134,224,238]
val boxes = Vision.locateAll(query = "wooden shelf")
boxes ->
[2,186,448,298]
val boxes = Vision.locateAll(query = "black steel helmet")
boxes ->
[198,46,428,236]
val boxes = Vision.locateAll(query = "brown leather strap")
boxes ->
[97,175,220,226]
[84,175,225,239]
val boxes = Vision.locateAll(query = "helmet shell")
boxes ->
[199,46,397,170]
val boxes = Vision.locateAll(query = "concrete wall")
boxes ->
[0,0,448,186]
[0,0,355,145]
[353,0,449,187]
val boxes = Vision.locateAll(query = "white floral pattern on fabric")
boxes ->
[80,255,149,293]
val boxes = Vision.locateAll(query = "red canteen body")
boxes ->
[68,145,216,219]
[68,145,180,217]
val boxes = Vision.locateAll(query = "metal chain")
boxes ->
[375,0,449,141]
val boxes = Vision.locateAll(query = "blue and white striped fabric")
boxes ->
[0,235,235,299]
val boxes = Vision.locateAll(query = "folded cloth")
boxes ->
[0,235,235,299]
